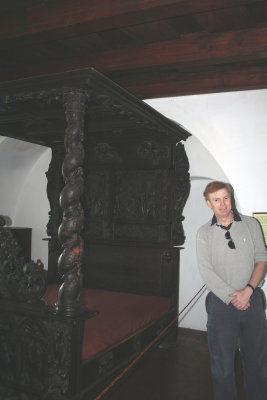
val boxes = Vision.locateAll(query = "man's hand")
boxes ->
[230,262,266,310]
[229,287,253,310]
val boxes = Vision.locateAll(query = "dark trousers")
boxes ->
[206,289,267,400]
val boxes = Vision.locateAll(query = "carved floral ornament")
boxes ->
[94,92,175,137]
[137,140,169,164]
[0,216,46,303]
[0,89,63,107]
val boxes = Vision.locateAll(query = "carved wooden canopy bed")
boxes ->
[0,69,190,400]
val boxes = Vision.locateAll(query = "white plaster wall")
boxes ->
[13,147,51,267]
[146,89,267,214]
[178,137,229,330]
[0,137,51,268]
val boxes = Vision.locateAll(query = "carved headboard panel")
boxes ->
[83,138,190,246]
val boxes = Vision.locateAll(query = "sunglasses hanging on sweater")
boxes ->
[225,230,236,249]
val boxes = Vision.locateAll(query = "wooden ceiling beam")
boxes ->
[95,26,267,72]
[0,0,261,44]
[102,28,267,73]
[1,25,267,83]
[116,64,267,98]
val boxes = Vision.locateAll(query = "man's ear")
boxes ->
[206,200,212,209]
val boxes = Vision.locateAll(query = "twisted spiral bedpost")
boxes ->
[54,88,88,316]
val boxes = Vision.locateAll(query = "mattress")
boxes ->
[44,284,172,360]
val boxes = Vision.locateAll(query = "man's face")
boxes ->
[206,188,232,220]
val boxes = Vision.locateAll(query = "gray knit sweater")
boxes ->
[196,214,267,304]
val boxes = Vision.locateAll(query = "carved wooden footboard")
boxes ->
[0,217,95,399]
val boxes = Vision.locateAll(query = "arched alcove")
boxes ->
[0,136,51,267]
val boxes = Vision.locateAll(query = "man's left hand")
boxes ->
[229,287,252,310]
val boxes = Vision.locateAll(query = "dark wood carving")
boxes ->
[0,217,46,304]
[6,227,32,261]
[137,140,170,165]
[55,89,88,316]
[98,351,114,377]
[0,218,75,399]
[82,137,190,246]
[172,142,191,244]
[0,309,81,400]
[0,69,191,400]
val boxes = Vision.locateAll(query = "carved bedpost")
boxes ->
[55,89,88,316]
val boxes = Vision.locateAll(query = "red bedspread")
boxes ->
[44,284,171,361]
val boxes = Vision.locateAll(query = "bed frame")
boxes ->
[0,69,190,400]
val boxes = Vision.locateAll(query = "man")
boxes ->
[196,181,267,400]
